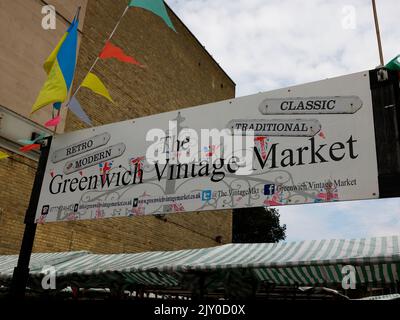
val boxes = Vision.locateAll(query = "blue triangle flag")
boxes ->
[68,96,92,126]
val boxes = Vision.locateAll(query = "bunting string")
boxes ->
[68,5,130,104]
[32,0,177,129]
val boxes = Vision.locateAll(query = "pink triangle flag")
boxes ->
[44,115,61,127]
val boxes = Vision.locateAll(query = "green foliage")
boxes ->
[232,207,286,243]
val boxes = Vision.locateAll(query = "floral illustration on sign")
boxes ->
[37,214,47,224]
[202,145,220,158]
[264,188,285,206]
[170,202,185,212]
[254,136,269,160]
[95,205,105,219]
[130,156,145,178]
[314,182,339,203]
[67,212,78,221]
[99,161,113,184]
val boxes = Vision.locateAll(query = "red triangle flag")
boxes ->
[19,144,41,152]
[99,42,142,66]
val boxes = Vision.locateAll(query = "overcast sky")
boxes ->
[167,0,400,241]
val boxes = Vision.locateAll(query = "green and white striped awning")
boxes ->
[0,251,88,279]
[0,236,399,292]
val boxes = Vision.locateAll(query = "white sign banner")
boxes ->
[35,71,379,223]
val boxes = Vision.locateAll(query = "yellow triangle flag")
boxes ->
[81,72,114,103]
[32,60,68,113]
[0,151,10,160]
[44,33,67,74]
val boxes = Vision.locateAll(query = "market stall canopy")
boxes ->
[1,236,399,293]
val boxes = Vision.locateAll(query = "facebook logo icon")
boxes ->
[202,190,212,201]
[264,184,275,195]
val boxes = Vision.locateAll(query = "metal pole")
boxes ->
[372,0,384,66]
[9,136,52,298]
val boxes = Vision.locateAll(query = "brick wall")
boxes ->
[0,148,37,254]
[0,0,235,254]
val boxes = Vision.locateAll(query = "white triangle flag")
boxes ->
[68,96,92,126]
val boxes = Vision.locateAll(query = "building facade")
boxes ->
[0,0,235,254]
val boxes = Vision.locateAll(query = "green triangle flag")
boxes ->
[385,54,400,71]
[129,0,176,32]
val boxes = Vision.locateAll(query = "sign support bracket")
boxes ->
[9,136,52,298]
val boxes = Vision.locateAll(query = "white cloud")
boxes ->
[168,0,400,96]
[167,0,400,241]
[278,198,400,241]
